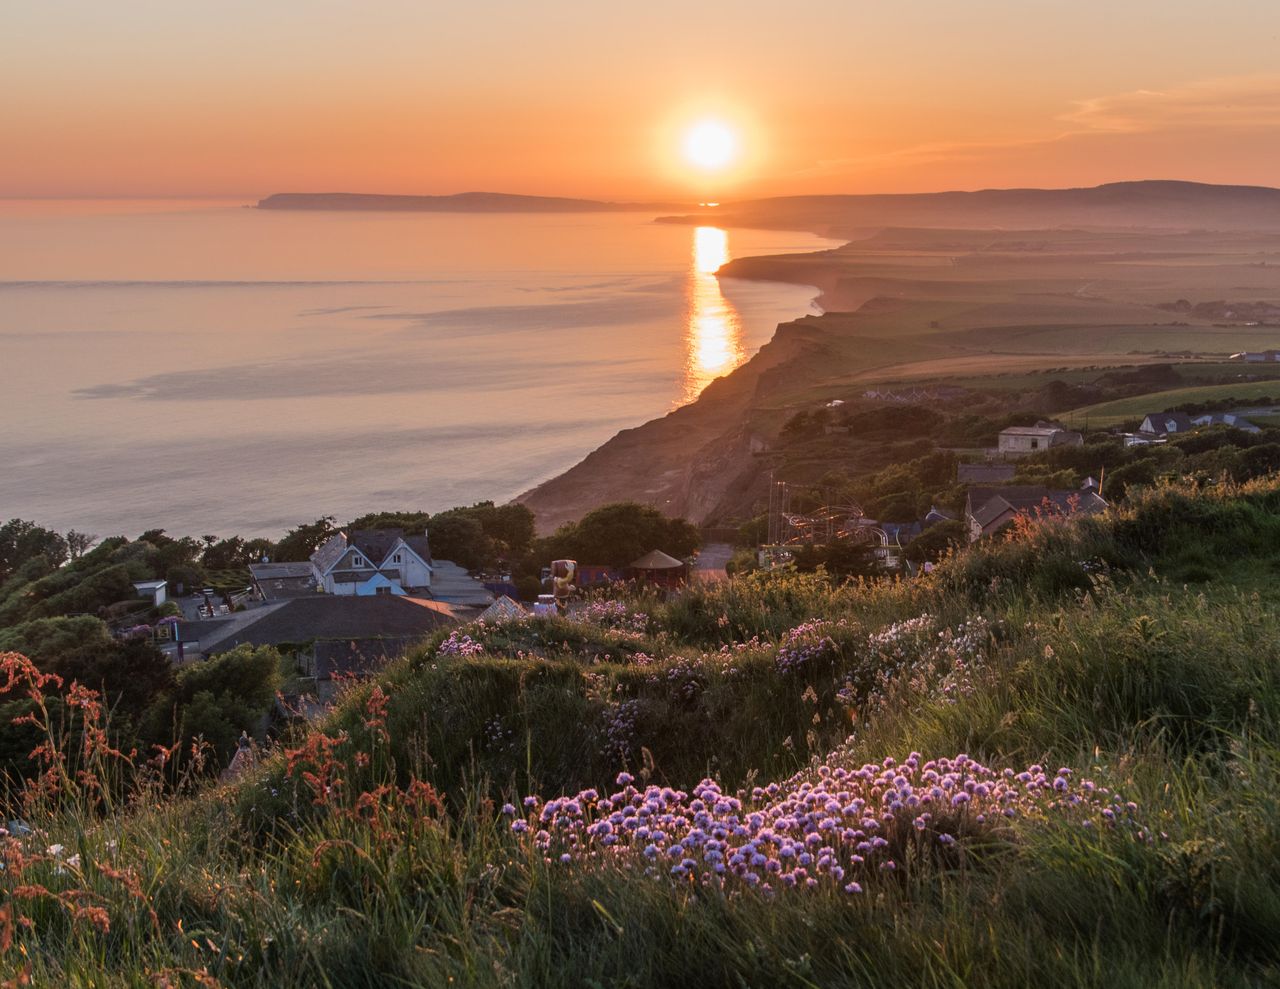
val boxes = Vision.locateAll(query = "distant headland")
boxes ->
[255,191,687,212]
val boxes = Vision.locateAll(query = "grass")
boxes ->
[1060,382,1280,427]
[3,479,1280,985]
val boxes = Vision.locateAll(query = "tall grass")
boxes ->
[3,478,1280,985]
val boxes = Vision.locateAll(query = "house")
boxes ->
[1139,412,1194,436]
[248,561,317,601]
[964,485,1108,541]
[176,594,455,660]
[1192,412,1261,434]
[957,463,1016,484]
[1121,433,1167,447]
[1231,350,1280,363]
[997,424,1083,456]
[309,528,432,596]
[131,579,168,608]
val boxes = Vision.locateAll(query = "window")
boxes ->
[352,555,364,568]
[376,585,391,596]
[1030,439,1039,449]
[393,553,402,564]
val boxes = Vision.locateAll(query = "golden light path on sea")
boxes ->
[682,225,744,403]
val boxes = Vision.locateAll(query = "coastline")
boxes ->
[515,222,846,534]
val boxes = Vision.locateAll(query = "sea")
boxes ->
[0,199,838,537]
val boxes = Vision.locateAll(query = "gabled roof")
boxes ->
[348,529,402,565]
[310,533,349,575]
[967,486,1107,531]
[479,595,527,624]
[311,528,432,577]
[630,549,686,570]
[1140,412,1193,434]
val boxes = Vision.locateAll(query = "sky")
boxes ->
[5,0,1280,200]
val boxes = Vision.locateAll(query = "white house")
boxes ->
[1139,412,1194,436]
[309,529,432,596]
[997,424,1083,456]
[1192,412,1262,434]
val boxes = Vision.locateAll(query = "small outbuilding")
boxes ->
[629,549,688,588]
[131,579,168,608]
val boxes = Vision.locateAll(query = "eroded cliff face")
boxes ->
[516,316,836,533]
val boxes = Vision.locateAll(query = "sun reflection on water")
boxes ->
[683,226,744,403]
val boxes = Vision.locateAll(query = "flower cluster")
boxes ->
[438,628,486,658]
[602,699,641,759]
[574,600,650,635]
[865,615,936,664]
[510,754,1144,895]
[656,657,706,701]
[775,619,846,674]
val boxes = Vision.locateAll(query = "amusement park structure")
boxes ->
[764,478,891,554]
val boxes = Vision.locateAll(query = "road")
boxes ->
[693,542,733,583]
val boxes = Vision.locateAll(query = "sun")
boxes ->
[682,119,738,172]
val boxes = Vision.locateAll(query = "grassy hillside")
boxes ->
[1062,382,1280,427]
[3,479,1280,986]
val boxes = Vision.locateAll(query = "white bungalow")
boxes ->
[309,529,432,596]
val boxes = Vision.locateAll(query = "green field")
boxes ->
[1060,381,1280,427]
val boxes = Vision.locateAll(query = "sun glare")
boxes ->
[683,120,738,172]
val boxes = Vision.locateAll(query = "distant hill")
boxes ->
[255,191,683,212]
[662,180,1280,235]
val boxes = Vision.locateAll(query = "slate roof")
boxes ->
[967,486,1107,532]
[312,638,424,680]
[249,562,313,580]
[310,528,432,576]
[309,533,349,575]
[403,533,432,563]
[1140,412,1194,435]
[189,596,455,655]
[478,595,527,624]
[1193,413,1261,433]
[348,529,402,565]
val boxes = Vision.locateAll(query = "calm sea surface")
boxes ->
[0,200,837,537]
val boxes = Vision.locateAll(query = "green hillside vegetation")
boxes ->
[2,478,1280,985]
[1062,383,1280,427]
[751,401,1280,527]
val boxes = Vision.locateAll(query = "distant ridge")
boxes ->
[255,191,683,213]
[660,180,1280,235]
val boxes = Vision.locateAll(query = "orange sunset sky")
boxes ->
[5,0,1280,200]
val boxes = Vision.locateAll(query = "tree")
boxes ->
[427,512,490,570]
[159,644,282,762]
[274,517,337,562]
[65,530,98,559]
[904,520,969,564]
[0,520,68,585]
[541,502,700,568]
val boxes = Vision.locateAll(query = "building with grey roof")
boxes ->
[965,485,1107,541]
[178,594,455,659]
[309,528,433,596]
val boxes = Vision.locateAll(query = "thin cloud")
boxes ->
[792,74,1280,182]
